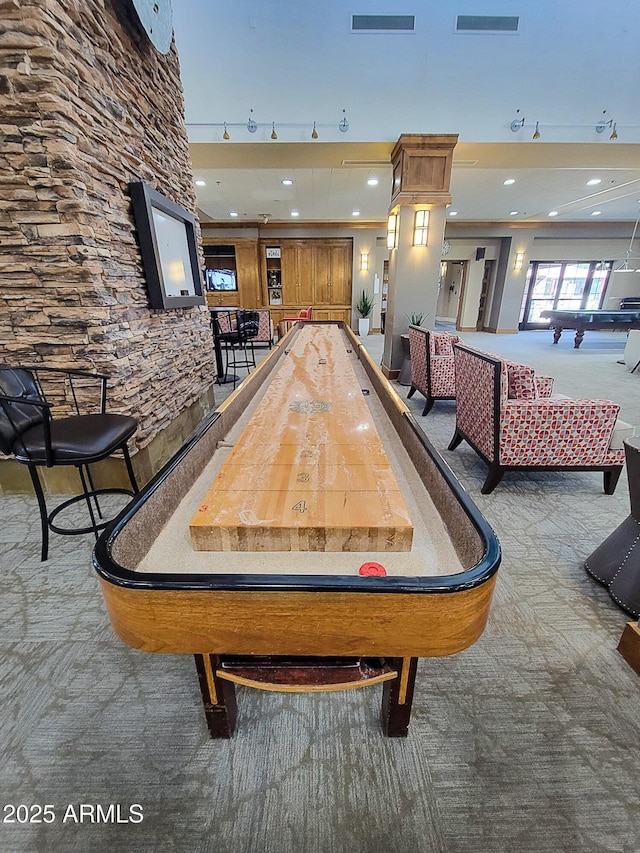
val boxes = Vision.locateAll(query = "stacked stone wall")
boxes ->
[0,0,214,452]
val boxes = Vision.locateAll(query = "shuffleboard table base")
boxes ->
[194,653,418,738]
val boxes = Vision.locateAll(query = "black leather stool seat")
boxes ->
[14,414,138,465]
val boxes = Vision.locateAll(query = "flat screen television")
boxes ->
[206,268,238,292]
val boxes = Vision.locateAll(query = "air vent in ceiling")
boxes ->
[341,159,390,166]
[351,15,415,32]
[455,15,519,33]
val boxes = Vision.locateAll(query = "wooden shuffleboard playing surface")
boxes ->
[189,324,413,552]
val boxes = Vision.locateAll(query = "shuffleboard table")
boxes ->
[93,322,500,738]
[541,308,640,348]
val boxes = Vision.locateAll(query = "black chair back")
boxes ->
[237,310,259,341]
[0,367,45,455]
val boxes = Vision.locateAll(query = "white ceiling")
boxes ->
[171,1,640,226]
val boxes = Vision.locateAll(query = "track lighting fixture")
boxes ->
[192,110,351,140]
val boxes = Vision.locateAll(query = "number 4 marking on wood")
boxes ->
[292,500,308,513]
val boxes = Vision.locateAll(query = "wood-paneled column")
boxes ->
[381,134,458,378]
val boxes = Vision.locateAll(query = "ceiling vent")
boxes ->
[455,15,519,33]
[341,159,391,167]
[351,15,415,32]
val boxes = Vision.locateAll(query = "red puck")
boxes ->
[359,562,387,577]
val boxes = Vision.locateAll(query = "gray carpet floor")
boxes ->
[1,329,640,853]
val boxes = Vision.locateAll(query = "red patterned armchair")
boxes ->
[407,326,460,415]
[448,343,627,494]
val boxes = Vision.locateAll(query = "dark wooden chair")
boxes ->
[0,365,139,560]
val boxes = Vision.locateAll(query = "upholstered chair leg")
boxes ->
[28,465,49,562]
[604,466,624,495]
[407,385,416,399]
[481,465,504,494]
[448,429,464,451]
[422,397,435,416]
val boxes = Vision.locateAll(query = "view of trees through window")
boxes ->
[519,261,613,328]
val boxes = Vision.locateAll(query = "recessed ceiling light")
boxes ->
[509,210,518,216]
[503,178,515,185]
[229,211,238,217]
[587,178,602,186]
[291,210,299,217]
[591,210,602,216]
[352,210,360,217]
[367,177,378,186]
[195,179,206,186]
[548,211,558,217]
[449,210,458,216]
[281,179,293,186]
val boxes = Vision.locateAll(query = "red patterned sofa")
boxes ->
[407,326,460,415]
[447,343,627,494]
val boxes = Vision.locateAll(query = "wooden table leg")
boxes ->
[552,326,562,344]
[194,654,238,738]
[381,656,418,737]
[574,328,585,348]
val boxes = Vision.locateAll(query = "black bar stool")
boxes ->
[0,365,139,561]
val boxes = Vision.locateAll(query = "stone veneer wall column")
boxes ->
[0,0,216,492]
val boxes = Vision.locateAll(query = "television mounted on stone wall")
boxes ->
[129,181,205,310]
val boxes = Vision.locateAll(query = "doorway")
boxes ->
[437,261,466,325]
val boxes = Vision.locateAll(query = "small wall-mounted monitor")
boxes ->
[129,181,205,310]
[205,268,238,292]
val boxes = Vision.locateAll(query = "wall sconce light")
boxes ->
[270,122,278,140]
[311,121,318,139]
[360,253,369,271]
[532,122,541,140]
[413,209,429,246]
[514,252,525,271]
[387,214,398,249]
[222,122,230,140]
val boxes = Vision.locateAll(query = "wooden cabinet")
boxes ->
[314,241,351,306]
[259,238,352,326]
[281,241,314,306]
[202,238,260,308]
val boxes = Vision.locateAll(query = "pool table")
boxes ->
[93,322,500,738]
[541,308,640,348]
